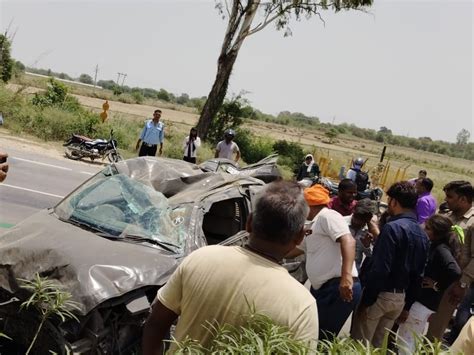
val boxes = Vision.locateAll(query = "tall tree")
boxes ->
[456,128,471,145]
[196,0,373,139]
[0,33,14,83]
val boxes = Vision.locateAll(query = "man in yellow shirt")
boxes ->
[142,181,318,354]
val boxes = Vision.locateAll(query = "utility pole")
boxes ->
[121,73,127,87]
[116,72,122,85]
[93,64,99,87]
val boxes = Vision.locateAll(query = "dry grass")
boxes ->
[7,75,471,202]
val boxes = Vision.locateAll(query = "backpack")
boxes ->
[355,170,369,192]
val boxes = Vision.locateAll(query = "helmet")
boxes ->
[353,157,364,167]
[224,129,236,137]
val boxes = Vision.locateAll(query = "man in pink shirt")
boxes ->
[328,179,358,216]
[415,178,437,224]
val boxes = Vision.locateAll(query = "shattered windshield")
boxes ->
[54,168,186,253]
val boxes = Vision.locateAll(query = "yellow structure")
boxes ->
[100,100,110,123]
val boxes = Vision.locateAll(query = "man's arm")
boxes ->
[158,125,164,155]
[215,142,220,158]
[338,234,356,302]
[285,247,305,259]
[313,164,320,177]
[360,226,396,306]
[136,124,147,150]
[0,152,8,183]
[415,198,430,224]
[142,300,178,355]
[235,150,241,163]
[449,225,474,304]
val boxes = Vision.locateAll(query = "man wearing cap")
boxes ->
[287,184,359,340]
[215,129,240,162]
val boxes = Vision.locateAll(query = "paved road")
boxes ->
[0,147,102,228]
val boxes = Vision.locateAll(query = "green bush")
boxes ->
[131,90,145,104]
[32,78,68,108]
[207,95,247,145]
[273,139,304,171]
[234,128,274,164]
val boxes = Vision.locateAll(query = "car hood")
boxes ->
[0,209,179,315]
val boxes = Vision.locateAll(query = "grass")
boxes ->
[170,310,453,355]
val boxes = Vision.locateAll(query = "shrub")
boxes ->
[131,90,145,104]
[234,128,273,164]
[273,139,304,171]
[32,78,68,108]
[207,94,247,144]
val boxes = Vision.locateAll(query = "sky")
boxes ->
[1,0,472,142]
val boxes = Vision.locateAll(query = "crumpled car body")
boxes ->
[0,157,271,354]
[199,154,281,183]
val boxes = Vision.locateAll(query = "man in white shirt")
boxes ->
[142,181,318,354]
[287,184,359,341]
[215,129,240,162]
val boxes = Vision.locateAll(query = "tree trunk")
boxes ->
[197,52,238,140]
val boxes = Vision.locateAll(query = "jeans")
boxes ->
[311,278,362,340]
[446,285,474,344]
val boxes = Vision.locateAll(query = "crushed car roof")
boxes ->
[0,157,265,314]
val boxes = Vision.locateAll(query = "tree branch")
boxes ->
[229,0,261,53]
[224,0,231,18]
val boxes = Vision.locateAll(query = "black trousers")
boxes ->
[183,156,196,164]
[139,143,157,157]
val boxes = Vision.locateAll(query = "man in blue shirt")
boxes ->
[351,181,429,347]
[136,109,165,157]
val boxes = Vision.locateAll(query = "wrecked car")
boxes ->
[199,154,281,183]
[0,157,301,354]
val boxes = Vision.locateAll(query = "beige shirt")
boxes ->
[216,140,239,160]
[157,245,318,351]
[451,316,474,354]
[451,206,474,284]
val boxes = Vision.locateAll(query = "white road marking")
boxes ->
[0,184,65,198]
[11,157,72,171]
[11,156,98,175]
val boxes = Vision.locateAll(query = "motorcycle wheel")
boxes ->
[64,144,82,161]
[107,151,122,163]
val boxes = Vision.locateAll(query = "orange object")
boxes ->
[100,111,108,122]
[304,184,330,206]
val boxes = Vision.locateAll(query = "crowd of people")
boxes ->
[141,154,473,353]
[12,107,467,352]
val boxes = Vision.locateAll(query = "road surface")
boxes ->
[0,146,101,229]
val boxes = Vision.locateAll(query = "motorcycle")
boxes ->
[64,129,122,163]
